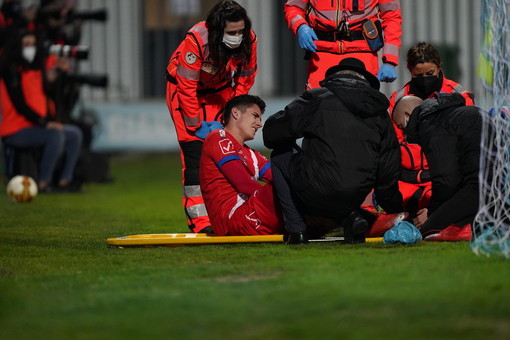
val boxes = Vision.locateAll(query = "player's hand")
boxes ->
[377,63,397,82]
[413,208,428,228]
[195,121,223,140]
[297,24,318,52]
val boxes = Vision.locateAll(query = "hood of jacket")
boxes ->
[322,75,390,118]
[405,92,466,143]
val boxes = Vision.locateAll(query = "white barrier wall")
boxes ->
[77,0,143,101]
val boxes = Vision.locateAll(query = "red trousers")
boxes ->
[223,184,284,236]
[166,82,233,232]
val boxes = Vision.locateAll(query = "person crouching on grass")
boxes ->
[199,95,284,236]
[394,93,481,241]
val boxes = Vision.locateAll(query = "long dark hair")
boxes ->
[0,29,46,72]
[205,0,253,72]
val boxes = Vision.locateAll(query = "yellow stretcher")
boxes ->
[106,233,383,247]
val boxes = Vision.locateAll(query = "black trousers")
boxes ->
[271,146,342,237]
[270,146,308,234]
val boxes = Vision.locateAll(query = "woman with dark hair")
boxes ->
[0,30,82,192]
[165,0,258,233]
[384,42,475,226]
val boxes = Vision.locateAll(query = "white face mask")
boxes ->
[22,46,36,63]
[222,34,243,49]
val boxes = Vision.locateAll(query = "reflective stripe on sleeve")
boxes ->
[286,0,307,10]
[383,43,400,59]
[177,64,200,81]
[379,0,401,12]
[453,84,466,93]
[189,24,208,42]
[290,14,306,28]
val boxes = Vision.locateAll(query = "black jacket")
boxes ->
[405,93,481,218]
[263,75,402,220]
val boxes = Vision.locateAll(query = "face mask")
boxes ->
[222,34,243,49]
[409,75,442,99]
[22,46,36,63]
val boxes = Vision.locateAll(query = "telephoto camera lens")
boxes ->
[48,44,90,60]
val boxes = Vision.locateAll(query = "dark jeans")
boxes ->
[4,125,83,183]
[270,146,308,234]
[271,146,367,239]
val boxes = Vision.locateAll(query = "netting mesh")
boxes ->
[471,0,510,258]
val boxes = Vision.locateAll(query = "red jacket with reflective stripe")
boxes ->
[388,76,475,177]
[167,21,257,130]
[284,0,402,65]
[0,69,48,137]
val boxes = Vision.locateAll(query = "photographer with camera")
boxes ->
[0,29,83,192]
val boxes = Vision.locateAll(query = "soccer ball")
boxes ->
[6,175,38,203]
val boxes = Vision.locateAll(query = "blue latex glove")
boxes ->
[383,221,422,244]
[297,24,318,52]
[377,63,397,82]
[208,121,224,131]
[195,121,223,140]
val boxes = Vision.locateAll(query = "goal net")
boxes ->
[471,0,510,258]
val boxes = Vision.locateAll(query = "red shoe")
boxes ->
[366,212,409,237]
[424,224,472,242]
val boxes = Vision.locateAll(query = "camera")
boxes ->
[40,8,108,24]
[48,44,89,60]
[66,73,109,88]
[67,9,108,22]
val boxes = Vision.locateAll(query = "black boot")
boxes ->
[342,211,369,244]
[283,231,309,245]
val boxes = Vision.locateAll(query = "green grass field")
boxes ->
[1,153,509,339]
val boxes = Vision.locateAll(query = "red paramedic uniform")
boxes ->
[165,21,258,232]
[284,0,402,89]
[199,129,284,236]
[388,76,475,215]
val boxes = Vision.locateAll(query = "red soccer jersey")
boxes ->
[200,129,278,235]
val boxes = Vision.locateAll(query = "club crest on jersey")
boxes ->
[219,139,235,154]
[185,52,197,65]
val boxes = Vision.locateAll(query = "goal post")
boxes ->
[471,0,510,258]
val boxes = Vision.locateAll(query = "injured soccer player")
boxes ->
[395,93,481,241]
[199,95,284,236]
